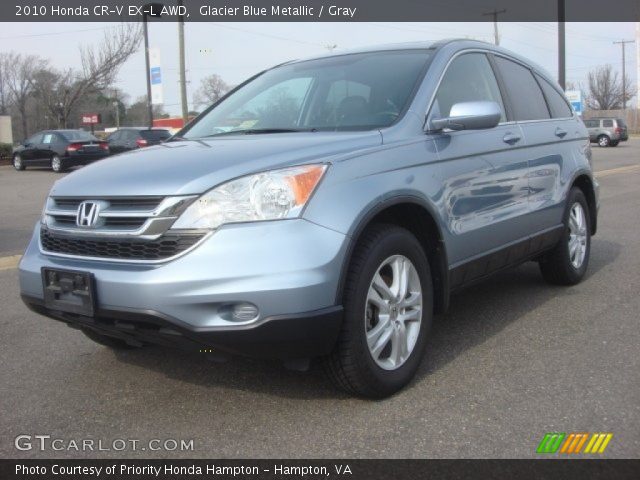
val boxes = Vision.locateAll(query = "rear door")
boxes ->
[492,55,578,235]
[428,52,530,273]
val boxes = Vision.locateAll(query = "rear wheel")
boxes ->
[13,154,25,171]
[324,224,433,398]
[539,187,591,285]
[81,328,141,350]
[597,135,610,147]
[51,155,65,173]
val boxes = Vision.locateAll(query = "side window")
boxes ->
[584,120,597,128]
[602,119,613,128]
[535,74,573,118]
[494,56,550,121]
[42,134,53,144]
[432,53,506,122]
[107,131,121,142]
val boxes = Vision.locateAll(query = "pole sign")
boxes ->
[81,113,101,125]
[565,90,583,115]
[149,48,163,105]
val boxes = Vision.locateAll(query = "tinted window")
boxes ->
[140,130,171,141]
[432,53,506,121]
[602,119,613,127]
[107,131,121,141]
[183,50,431,138]
[494,57,550,121]
[60,130,98,142]
[535,74,573,118]
[584,120,598,128]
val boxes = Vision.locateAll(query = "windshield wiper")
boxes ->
[201,128,311,138]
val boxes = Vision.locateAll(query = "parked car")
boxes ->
[12,129,109,173]
[20,40,598,398]
[584,117,628,147]
[105,127,171,154]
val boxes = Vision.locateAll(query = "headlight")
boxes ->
[171,164,327,230]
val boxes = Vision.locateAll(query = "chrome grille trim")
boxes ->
[44,195,198,239]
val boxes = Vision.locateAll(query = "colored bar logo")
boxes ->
[537,433,613,454]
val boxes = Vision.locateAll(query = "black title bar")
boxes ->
[2,0,639,22]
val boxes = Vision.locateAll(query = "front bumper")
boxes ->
[19,219,348,358]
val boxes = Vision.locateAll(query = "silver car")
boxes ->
[19,40,598,398]
[584,117,629,147]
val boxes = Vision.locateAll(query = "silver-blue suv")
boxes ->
[19,40,598,398]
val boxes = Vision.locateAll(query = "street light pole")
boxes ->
[143,13,153,129]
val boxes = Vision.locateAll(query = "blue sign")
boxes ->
[571,101,582,115]
[150,67,162,85]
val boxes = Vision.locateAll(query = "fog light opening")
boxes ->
[231,303,259,322]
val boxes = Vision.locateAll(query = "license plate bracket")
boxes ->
[42,268,95,317]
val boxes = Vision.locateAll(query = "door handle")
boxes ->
[503,132,521,145]
[555,127,568,138]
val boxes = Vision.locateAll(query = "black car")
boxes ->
[105,128,171,154]
[12,130,109,173]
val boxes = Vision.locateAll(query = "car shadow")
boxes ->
[112,238,621,399]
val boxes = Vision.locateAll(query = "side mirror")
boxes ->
[429,101,502,132]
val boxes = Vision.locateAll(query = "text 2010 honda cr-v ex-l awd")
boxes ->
[20,40,599,398]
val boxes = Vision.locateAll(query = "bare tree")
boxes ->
[5,53,44,138]
[586,65,636,110]
[35,24,142,128]
[193,74,230,108]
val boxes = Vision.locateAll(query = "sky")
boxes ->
[0,21,637,116]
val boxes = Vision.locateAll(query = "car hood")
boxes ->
[50,131,382,197]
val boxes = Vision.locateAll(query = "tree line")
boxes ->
[0,24,231,142]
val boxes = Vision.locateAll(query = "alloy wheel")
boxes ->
[364,255,423,370]
[568,202,587,269]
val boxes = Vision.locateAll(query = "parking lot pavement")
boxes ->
[0,140,639,459]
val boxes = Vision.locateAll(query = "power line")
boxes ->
[0,26,109,40]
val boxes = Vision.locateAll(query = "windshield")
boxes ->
[183,50,431,139]
[61,131,98,142]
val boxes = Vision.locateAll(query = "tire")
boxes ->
[539,187,591,285]
[51,155,66,173]
[597,135,610,147]
[13,154,25,171]
[81,328,140,350]
[610,140,619,147]
[324,224,433,398]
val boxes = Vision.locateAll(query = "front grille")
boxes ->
[40,228,204,261]
[44,195,196,236]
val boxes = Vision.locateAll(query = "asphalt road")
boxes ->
[1,140,639,459]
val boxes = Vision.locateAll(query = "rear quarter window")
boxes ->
[535,74,573,118]
[602,119,613,128]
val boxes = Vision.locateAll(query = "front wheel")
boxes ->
[597,135,610,147]
[539,187,591,285]
[13,155,26,171]
[324,224,433,398]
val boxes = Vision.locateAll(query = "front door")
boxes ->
[428,52,530,272]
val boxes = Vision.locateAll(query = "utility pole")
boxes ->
[613,39,635,110]
[482,9,506,46]
[636,22,640,111]
[178,0,189,123]
[558,0,566,90]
